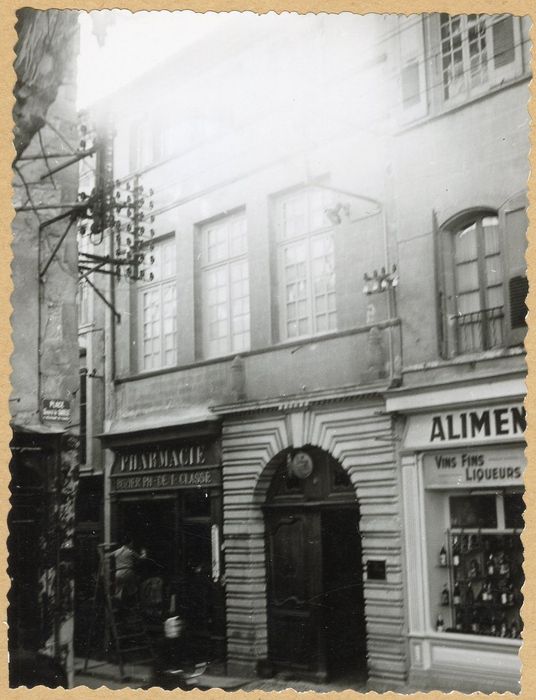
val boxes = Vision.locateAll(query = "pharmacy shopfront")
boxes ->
[386,378,525,693]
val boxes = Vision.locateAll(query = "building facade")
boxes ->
[79,13,530,692]
[11,9,81,687]
[382,12,530,693]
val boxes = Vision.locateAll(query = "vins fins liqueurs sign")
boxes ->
[423,447,525,489]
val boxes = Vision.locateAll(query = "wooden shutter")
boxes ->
[488,15,523,88]
[500,191,528,347]
[398,15,428,123]
[432,209,448,358]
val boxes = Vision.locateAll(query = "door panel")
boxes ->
[321,509,367,675]
[266,511,323,675]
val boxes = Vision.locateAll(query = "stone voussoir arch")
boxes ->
[220,401,405,684]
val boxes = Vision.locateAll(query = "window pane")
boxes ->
[504,493,525,529]
[279,193,307,240]
[457,291,481,314]
[467,14,488,87]
[492,16,515,68]
[450,495,498,529]
[454,222,478,262]
[455,260,479,293]
[485,254,502,287]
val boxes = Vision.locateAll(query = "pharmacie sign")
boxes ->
[111,443,221,493]
[423,446,525,489]
[404,403,525,449]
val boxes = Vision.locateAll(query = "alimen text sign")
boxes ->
[404,403,525,449]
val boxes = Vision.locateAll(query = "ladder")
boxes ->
[83,543,155,681]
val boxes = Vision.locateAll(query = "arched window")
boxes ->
[436,194,528,357]
[451,212,503,353]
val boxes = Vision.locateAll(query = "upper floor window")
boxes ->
[200,213,250,358]
[437,195,528,357]
[439,14,521,105]
[451,214,504,353]
[130,119,155,172]
[396,14,527,123]
[138,236,177,371]
[275,187,337,340]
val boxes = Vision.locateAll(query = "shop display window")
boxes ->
[432,491,523,639]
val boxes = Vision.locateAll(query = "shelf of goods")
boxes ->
[436,530,523,639]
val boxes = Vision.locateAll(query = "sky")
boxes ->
[77,11,378,109]
[77,10,231,108]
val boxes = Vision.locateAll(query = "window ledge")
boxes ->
[116,318,401,384]
[403,346,525,374]
[395,73,531,136]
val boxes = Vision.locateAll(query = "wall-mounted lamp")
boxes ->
[324,202,351,225]
[363,265,399,295]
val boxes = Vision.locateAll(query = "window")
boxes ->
[398,15,428,122]
[200,213,250,358]
[437,196,528,357]
[452,214,504,353]
[138,237,177,370]
[433,491,524,638]
[438,14,522,106]
[78,280,91,327]
[276,187,337,340]
[130,120,153,172]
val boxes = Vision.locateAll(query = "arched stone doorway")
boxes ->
[263,446,367,682]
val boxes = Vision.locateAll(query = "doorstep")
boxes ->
[74,658,249,690]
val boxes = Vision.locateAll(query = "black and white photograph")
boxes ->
[7,6,532,694]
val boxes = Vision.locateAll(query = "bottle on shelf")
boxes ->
[510,619,520,639]
[499,614,508,638]
[461,534,469,553]
[441,584,449,606]
[452,537,461,568]
[439,544,447,567]
[470,609,480,634]
[507,582,515,606]
[481,580,490,603]
[468,558,480,580]
[455,609,463,632]
[500,583,509,607]
[468,534,478,551]
[453,582,461,606]
[490,614,498,636]
[499,551,510,576]
[436,614,445,633]
[486,552,495,576]
[488,579,497,605]
[466,581,474,606]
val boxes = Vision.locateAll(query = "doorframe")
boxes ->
[262,447,365,681]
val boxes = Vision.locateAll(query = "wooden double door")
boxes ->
[264,450,367,681]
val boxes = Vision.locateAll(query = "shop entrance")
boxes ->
[114,488,226,661]
[264,447,366,682]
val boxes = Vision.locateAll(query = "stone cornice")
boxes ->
[210,382,388,416]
